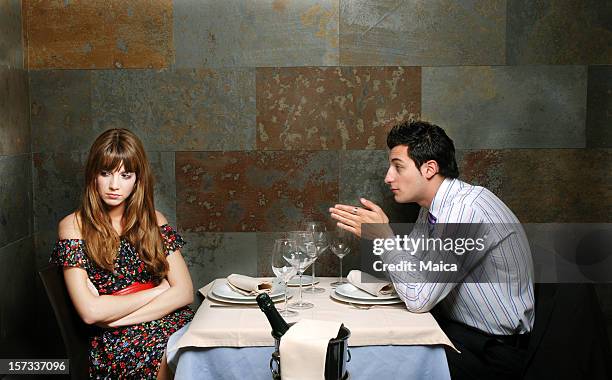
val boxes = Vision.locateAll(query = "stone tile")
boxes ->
[180,231,257,306]
[257,67,420,150]
[0,0,23,69]
[30,70,94,153]
[0,237,36,357]
[339,150,420,224]
[339,0,505,66]
[32,152,86,234]
[586,66,612,148]
[0,155,32,248]
[24,0,173,69]
[176,151,339,232]
[149,152,177,227]
[0,67,30,155]
[507,0,612,64]
[174,0,339,68]
[422,66,587,149]
[458,149,612,223]
[92,69,256,151]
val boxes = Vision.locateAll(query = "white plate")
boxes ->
[211,279,285,301]
[335,283,399,301]
[287,275,319,287]
[330,291,403,305]
[207,290,292,305]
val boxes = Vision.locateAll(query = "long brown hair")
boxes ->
[77,128,168,280]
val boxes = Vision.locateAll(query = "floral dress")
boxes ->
[50,224,194,379]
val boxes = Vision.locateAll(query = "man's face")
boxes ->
[384,145,426,204]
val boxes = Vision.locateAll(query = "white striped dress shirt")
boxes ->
[382,178,535,335]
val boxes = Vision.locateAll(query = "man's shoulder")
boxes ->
[442,181,518,223]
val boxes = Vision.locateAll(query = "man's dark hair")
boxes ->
[387,120,459,178]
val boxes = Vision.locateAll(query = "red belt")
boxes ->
[112,281,155,295]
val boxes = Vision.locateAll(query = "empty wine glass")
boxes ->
[330,229,352,287]
[286,232,316,310]
[301,221,328,294]
[271,238,298,317]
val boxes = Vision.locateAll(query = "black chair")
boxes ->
[39,265,91,380]
[523,283,612,379]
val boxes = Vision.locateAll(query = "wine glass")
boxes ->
[271,238,298,317]
[286,232,316,310]
[330,229,352,287]
[301,221,328,294]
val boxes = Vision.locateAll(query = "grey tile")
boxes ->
[34,229,59,270]
[32,152,86,234]
[92,69,256,151]
[149,152,177,227]
[30,70,94,153]
[0,155,32,248]
[339,150,420,224]
[0,67,30,155]
[339,0,506,66]
[0,0,23,69]
[0,237,36,357]
[422,66,588,149]
[180,232,258,304]
[507,0,612,65]
[174,0,339,68]
[587,66,612,148]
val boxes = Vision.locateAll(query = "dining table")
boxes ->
[166,277,454,379]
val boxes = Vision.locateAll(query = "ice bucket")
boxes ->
[270,323,351,380]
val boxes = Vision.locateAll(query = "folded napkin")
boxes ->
[280,319,342,380]
[347,270,396,297]
[226,274,272,296]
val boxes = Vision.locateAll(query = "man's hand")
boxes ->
[329,198,394,239]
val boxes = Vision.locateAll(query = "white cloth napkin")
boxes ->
[226,274,272,296]
[347,270,396,297]
[280,319,342,380]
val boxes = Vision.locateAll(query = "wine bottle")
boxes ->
[256,293,290,337]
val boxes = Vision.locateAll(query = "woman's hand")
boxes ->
[329,198,394,239]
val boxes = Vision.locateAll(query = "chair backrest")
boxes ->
[38,265,91,380]
[523,283,612,379]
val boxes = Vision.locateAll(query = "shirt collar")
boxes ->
[428,177,456,219]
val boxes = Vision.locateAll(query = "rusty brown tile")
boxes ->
[176,151,339,232]
[256,66,420,150]
[458,149,612,223]
[24,0,173,69]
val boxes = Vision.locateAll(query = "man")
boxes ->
[329,120,535,379]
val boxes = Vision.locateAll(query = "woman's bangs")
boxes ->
[97,146,138,174]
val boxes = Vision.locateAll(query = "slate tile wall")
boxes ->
[15,0,612,350]
[0,0,36,358]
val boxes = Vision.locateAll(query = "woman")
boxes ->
[50,128,194,379]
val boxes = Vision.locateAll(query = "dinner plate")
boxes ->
[330,291,403,305]
[211,279,285,301]
[207,290,292,305]
[335,283,399,301]
[287,275,319,287]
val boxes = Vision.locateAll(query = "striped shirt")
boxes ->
[382,178,535,335]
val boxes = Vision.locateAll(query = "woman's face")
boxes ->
[96,162,137,208]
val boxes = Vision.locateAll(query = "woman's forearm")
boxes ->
[107,286,193,327]
[85,284,168,324]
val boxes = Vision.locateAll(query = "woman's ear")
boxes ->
[421,160,439,180]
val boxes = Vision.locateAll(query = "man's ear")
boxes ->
[421,160,439,180]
